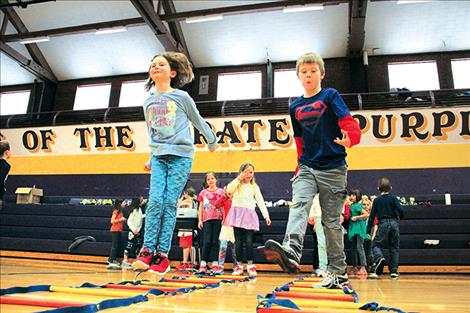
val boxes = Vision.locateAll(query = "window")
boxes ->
[0,90,30,115]
[451,59,470,89]
[217,72,262,101]
[73,83,111,111]
[119,80,148,107]
[388,61,440,91]
[274,69,304,97]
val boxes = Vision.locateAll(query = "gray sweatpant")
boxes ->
[283,164,348,274]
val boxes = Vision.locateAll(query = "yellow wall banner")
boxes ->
[3,107,470,174]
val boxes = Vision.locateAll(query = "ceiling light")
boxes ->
[19,36,50,44]
[283,4,323,13]
[185,14,223,24]
[95,26,128,35]
[396,0,431,4]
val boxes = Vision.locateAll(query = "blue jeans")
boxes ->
[283,164,348,274]
[373,218,400,273]
[143,155,192,254]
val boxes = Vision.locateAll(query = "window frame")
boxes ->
[216,71,262,101]
[0,90,31,116]
[387,60,440,91]
[73,83,112,111]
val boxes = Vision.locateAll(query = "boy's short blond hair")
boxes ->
[296,53,325,76]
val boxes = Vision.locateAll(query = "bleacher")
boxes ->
[1,196,469,267]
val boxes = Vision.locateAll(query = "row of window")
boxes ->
[1,59,469,116]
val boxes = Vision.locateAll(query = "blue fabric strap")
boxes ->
[256,294,300,310]
[0,285,51,296]
[35,294,149,313]
[359,301,419,313]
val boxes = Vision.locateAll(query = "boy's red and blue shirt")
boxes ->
[289,88,360,170]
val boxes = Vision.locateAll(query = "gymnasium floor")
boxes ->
[1,257,469,313]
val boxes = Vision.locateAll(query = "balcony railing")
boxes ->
[1,88,469,129]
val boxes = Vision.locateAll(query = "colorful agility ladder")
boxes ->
[0,278,215,313]
[257,275,417,313]
[0,274,253,312]
[0,284,162,312]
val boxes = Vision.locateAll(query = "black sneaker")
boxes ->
[314,272,351,289]
[263,239,300,274]
[372,257,386,275]
[390,272,399,279]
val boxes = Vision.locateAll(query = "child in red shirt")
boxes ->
[107,199,126,269]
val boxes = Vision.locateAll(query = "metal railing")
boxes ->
[1,88,469,129]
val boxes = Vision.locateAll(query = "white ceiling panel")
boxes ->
[34,26,164,80]
[181,4,349,67]
[365,1,470,55]
[13,0,140,30]
[0,52,37,86]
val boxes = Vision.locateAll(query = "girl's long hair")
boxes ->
[130,198,140,211]
[145,51,194,92]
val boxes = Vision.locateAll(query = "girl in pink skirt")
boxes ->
[225,163,271,276]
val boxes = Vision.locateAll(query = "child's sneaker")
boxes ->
[232,265,244,275]
[148,253,170,275]
[263,240,300,274]
[313,268,327,277]
[176,263,188,273]
[132,248,153,271]
[212,264,224,275]
[198,263,207,274]
[247,265,257,277]
[371,257,386,276]
[107,260,121,270]
[314,272,350,289]
[390,272,400,279]
[356,267,368,278]
[121,261,132,270]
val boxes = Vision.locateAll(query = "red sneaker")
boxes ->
[148,253,171,275]
[176,263,187,273]
[132,248,153,271]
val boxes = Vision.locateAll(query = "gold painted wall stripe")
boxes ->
[8,144,470,175]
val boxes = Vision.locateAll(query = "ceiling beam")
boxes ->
[160,0,189,56]
[1,0,348,44]
[130,0,179,51]
[1,0,57,81]
[347,0,368,56]
[0,0,55,9]
[0,42,57,82]
[1,12,8,35]
[159,0,347,22]
[1,17,145,42]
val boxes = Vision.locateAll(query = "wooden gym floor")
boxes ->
[1,255,469,313]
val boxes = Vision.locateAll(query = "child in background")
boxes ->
[176,186,197,272]
[263,53,361,289]
[348,189,369,278]
[212,187,237,275]
[108,199,127,269]
[362,197,377,276]
[132,52,218,274]
[122,198,144,269]
[197,172,225,273]
[0,141,11,210]
[226,163,271,277]
[308,194,327,277]
[367,177,404,279]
